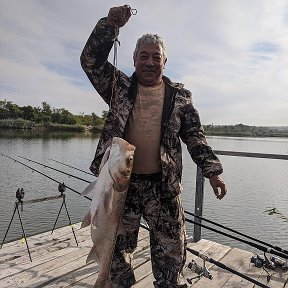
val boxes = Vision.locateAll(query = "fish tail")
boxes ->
[81,211,91,228]
[94,277,112,288]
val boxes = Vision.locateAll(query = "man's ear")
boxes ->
[163,57,167,69]
[133,56,136,67]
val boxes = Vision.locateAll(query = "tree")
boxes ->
[92,112,104,127]
[21,105,36,121]
[102,110,109,121]
[41,102,52,116]
[0,100,22,119]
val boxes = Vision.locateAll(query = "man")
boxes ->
[81,5,227,288]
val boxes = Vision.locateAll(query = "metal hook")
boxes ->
[124,5,137,15]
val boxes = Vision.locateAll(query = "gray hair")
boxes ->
[133,33,167,60]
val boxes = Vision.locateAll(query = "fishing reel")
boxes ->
[16,188,25,212]
[251,254,266,268]
[186,259,213,284]
[250,252,288,283]
[58,182,66,195]
[271,256,288,270]
[251,253,276,270]
[16,188,25,202]
[251,253,288,270]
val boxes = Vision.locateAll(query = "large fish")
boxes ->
[81,137,135,288]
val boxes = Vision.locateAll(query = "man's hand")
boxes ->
[209,175,227,200]
[107,5,132,28]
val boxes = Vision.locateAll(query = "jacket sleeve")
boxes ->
[80,17,120,105]
[179,90,223,178]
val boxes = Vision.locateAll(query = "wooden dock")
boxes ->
[0,223,287,288]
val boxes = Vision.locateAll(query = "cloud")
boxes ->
[0,0,287,125]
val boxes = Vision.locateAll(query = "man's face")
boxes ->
[134,43,167,87]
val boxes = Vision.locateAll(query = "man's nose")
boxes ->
[145,56,154,66]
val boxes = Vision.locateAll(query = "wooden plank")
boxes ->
[190,247,254,287]
[0,242,91,288]
[222,249,270,288]
[259,268,288,288]
[186,241,231,287]
[0,223,82,256]
[134,239,220,287]
[1,223,286,288]
[0,241,90,280]
[0,224,89,268]
[134,271,154,287]
[27,228,150,288]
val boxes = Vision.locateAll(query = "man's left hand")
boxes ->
[209,175,227,200]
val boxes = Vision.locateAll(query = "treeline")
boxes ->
[1,100,287,137]
[0,100,107,131]
[203,123,288,138]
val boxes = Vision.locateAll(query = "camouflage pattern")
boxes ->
[80,17,223,198]
[110,173,187,288]
[80,16,224,286]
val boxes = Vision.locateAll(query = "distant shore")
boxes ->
[0,119,287,138]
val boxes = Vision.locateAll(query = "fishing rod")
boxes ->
[185,210,288,256]
[49,158,95,177]
[18,155,92,184]
[1,153,92,202]
[15,154,288,259]
[186,246,271,288]
[20,155,287,258]
[185,216,288,260]
[138,223,271,288]
[2,153,285,267]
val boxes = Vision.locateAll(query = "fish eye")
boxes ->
[126,156,133,164]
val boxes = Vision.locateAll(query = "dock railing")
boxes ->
[193,150,288,242]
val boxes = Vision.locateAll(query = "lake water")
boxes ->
[0,129,287,255]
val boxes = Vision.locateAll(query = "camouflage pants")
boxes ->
[111,173,187,288]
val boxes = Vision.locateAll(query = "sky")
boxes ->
[1,0,288,126]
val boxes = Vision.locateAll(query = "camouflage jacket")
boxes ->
[80,17,223,198]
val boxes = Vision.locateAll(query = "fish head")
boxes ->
[108,137,135,192]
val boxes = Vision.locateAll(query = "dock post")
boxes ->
[193,166,205,242]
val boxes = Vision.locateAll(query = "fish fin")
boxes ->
[104,189,114,215]
[91,208,99,228]
[81,211,91,228]
[99,146,111,172]
[86,245,99,264]
[81,179,98,197]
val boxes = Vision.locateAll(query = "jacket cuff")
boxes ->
[95,17,119,41]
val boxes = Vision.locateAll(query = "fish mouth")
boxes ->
[116,185,129,192]
[120,169,132,177]
[113,174,131,192]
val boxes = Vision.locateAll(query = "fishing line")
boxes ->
[109,5,137,114]
[49,158,95,177]
[18,155,92,184]
[185,210,288,256]
[1,153,92,201]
